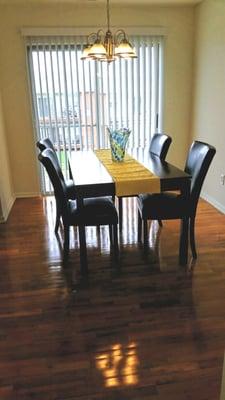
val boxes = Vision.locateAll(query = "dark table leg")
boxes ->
[118,197,123,232]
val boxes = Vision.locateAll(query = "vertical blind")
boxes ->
[26,34,164,193]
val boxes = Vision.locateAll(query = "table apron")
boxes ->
[75,183,115,199]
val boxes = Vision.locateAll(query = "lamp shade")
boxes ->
[88,42,107,58]
[80,45,92,60]
[115,39,137,57]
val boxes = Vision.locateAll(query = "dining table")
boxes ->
[69,148,191,271]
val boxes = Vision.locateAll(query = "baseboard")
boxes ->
[0,192,40,223]
[201,191,225,215]
[15,192,40,198]
[220,352,225,400]
[0,195,16,223]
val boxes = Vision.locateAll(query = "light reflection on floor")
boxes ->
[95,342,138,388]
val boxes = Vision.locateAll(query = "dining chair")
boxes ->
[36,137,55,153]
[38,148,119,267]
[149,132,172,227]
[149,133,172,160]
[137,140,216,260]
[37,137,76,233]
[118,133,172,230]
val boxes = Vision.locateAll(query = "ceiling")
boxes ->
[0,0,203,5]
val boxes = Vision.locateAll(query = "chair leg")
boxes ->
[78,225,88,274]
[113,223,119,260]
[109,224,113,246]
[96,225,101,236]
[118,197,123,232]
[55,199,61,234]
[190,216,197,259]
[138,211,142,242]
[158,219,163,227]
[143,219,148,248]
[63,224,70,260]
[179,217,189,265]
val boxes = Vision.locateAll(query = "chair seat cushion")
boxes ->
[68,196,118,225]
[137,192,189,220]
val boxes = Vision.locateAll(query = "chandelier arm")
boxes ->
[114,29,127,44]
[86,30,105,45]
[96,29,105,42]
[87,32,98,44]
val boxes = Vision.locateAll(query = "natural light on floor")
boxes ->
[95,342,138,387]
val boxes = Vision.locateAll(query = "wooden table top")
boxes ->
[70,148,191,198]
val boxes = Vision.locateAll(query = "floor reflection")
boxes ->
[96,342,138,388]
[43,195,164,252]
[1,196,224,400]
[43,195,182,279]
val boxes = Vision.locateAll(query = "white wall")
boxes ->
[192,0,225,213]
[0,3,195,202]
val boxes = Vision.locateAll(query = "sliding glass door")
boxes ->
[27,35,164,193]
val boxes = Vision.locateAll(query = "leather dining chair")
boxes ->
[118,133,172,230]
[137,140,216,260]
[38,148,119,267]
[37,137,76,233]
[36,137,55,153]
[149,133,172,160]
[148,133,172,227]
[37,137,74,178]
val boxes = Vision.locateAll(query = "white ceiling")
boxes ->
[0,0,203,5]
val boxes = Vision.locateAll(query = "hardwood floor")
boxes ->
[1,196,225,399]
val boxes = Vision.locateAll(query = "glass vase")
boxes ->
[107,128,131,162]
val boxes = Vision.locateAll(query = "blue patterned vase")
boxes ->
[108,127,131,162]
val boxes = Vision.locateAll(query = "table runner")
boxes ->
[94,149,160,196]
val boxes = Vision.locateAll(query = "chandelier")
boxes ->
[81,0,137,63]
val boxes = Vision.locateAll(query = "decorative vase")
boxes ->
[107,127,131,162]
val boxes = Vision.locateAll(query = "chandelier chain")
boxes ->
[107,0,110,32]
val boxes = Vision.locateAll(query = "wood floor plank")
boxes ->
[0,196,225,399]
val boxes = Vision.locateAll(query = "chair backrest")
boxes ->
[36,137,55,153]
[184,140,216,214]
[37,137,73,181]
[149,133,172,161]
[37,138,65,182]
[38,148,68,216]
